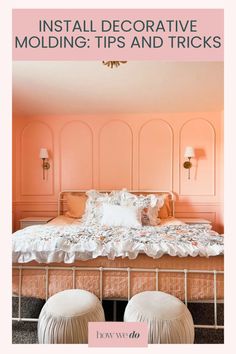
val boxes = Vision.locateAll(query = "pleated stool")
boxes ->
[38,289,105,344]
[124,291,194,344]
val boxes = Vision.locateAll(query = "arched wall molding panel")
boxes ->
[98,120,133,189]
[20,121,54,196]
[179,118,216,196]
[60,120,93,190]
[138,119,173,190]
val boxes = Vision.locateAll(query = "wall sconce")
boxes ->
[39,148,50,180]
[183,146,195,180]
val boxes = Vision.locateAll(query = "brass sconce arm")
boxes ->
[183,146,195,180]
[183,157,192,179]
[42,158,50,180]
[39,148,50,180]
[183,157,192,169]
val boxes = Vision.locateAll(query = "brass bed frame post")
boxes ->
[18,266,22,321]
[45,267,49,300]
[127,268,131,301]
[184,269,188,306]
[155,268,159,291]
[99,267,103,302]
[213,270,218,328]
[72,267,76,289]
[57,191,64,216]
[170,191,175,217]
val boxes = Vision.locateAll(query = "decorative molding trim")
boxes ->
[19,210,57,214]
[138,119,174,190]
[59,120,94,190]
[179,118,216,196]
[175,202,223,207]
[13,201,58,206]
[12,200,223,206]
[20,120,55,197]
[98,119,133,189]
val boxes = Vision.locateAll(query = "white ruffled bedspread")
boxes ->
[12,223,224,263]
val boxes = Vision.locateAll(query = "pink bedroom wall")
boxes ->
[12,112,224,232]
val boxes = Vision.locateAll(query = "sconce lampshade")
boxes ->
[184,146,195,158]
[39,148,49,159]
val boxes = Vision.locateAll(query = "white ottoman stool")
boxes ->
[124,291,194,344]
[38,289,105,344]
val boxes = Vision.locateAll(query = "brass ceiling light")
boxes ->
[102,61,127,68]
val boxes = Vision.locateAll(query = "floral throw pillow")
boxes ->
[110,190,164,226]
[82,189,164,227]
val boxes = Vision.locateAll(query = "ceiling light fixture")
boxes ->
[102,61,127,69]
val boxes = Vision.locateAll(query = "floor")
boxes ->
[12,297,224,344]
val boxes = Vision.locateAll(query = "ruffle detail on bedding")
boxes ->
[12,223,224,264]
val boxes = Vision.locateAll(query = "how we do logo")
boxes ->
[88,322,148,347]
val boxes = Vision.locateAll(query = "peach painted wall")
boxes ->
[12,112,224,232]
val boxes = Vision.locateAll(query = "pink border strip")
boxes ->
[13,9,224,61]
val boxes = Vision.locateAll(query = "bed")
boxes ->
[12,190,224,328]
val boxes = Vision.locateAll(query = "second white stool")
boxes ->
[124,291,194,344]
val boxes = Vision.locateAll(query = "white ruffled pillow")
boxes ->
[141,199,164,226]
[111,190,164,226]
[100,204,142,227]
[81,190,106,225]
[81,190,121,226]
[82,189,164,227]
